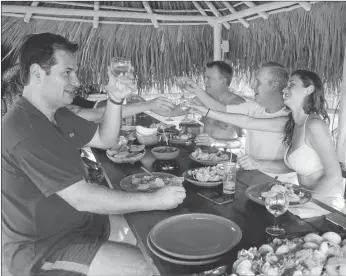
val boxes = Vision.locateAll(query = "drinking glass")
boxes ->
[179,95,189,119]
[264,192,289,236]
[223,162,237,196]
[110,57,133,77]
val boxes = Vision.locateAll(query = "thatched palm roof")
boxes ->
[1,1,345,94]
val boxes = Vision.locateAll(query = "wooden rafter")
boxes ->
[243,1,269,20]
[142,1,159,28]
[222,1,249,28]
[2,5,212,22]
[23,1,39,23]
[299,2,312,11]
[93,1,99,28]
[192,1,214,25]
[216,1,297,23]
[204,1,230,29]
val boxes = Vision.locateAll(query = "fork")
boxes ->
[141,166,155,177]
[262,176,279,193]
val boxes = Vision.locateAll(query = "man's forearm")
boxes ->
[72,182,158,214]
[97,100,122,148]
[196,91,227,112]
[256,159,293,174]
[151,105,186,117]
[123,100,151,117]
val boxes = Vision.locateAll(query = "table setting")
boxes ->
[89,112,346,276]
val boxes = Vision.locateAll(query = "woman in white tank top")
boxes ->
[189,70,344,210]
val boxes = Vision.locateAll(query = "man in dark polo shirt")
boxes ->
[2,33,186,276]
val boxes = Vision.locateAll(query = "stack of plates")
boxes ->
[147,213,242,265]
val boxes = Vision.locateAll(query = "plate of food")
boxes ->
[106,143,146,164]
[231,231,346,276]
[189,148,231,165]
[245,182,312,206]
[120,172,184,192]
[183,165,224,187]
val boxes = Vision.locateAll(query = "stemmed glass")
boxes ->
[179,95,189,120]
[264,191,289,236]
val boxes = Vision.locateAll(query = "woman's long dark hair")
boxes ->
[283,70,330,148]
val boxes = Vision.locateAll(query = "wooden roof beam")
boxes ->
[93,1,99,28]
[243,1,269,20]
[204,1,230,29]
[3,5,212,22]
[142,1,159,28]
[192,1,215,26]
[222,1,249,28]
[24,1,39,23]
[299,2,312,11]
[217,1,297,23]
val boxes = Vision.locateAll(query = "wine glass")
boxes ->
[264,191,289,236]
[179,95,189,119]
[110,57,133,77]
[166,109,174,121]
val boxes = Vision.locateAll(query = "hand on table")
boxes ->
[152,186,186,210]
[149,96,175,112]
[237,154,260,170]
[105,67,137,102]
[194,133,216,147]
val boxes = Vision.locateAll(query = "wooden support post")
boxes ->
[204,1,230,29]
[213,23,222,61]
[143,1,159,28]
[23,1,39,23]
[243,1,269,19]
[93,1,99,28]
[337,45,346,166]
[222,1,249,28]
[299,2,312,11]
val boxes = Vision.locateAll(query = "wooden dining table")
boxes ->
[91,116,345,276]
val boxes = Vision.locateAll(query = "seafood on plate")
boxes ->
[131,175,184,191]
[230,232,346,276]
[187,165,224,182]
[261,183,304,203]
[191,148,229,161]
[107,143,145,159]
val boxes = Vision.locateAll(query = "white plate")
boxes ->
[183,171,222,187]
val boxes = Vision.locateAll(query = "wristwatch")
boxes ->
[108,97,124,105]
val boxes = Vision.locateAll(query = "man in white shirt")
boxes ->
[185,62,295,178]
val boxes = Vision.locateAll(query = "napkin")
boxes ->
[288,202,331,219]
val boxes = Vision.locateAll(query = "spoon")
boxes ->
[141,166,155,177]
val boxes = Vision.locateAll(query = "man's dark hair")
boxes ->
[261,61,289,92]
[206,60,233,86]
[18,33,78,86]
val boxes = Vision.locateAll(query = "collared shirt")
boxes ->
[2,96,98,275]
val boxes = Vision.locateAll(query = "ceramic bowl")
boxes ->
[151,146,179,160]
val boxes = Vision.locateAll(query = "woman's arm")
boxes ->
[306,117,343,193]
[189,105,287,132]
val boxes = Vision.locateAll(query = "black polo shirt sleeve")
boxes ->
[11,139,86,197]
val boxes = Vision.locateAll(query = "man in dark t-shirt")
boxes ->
[2,33,186,276]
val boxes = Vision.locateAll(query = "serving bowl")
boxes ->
[136,132,161,146]
[151,146,179,160]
